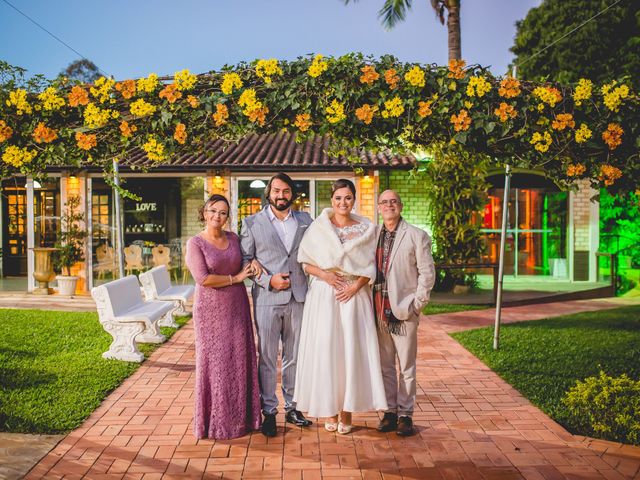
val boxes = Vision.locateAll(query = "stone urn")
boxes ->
[31,247,57,295]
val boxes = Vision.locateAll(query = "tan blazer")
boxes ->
[376,219,436,320]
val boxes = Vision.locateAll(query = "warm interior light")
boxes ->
[250,179,267,188]
[33,180,42,189]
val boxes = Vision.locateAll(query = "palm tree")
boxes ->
[344,0,461,60]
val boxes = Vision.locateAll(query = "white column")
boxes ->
[26,177,35,292]
[86,177,94,291]
[589,193,600,282]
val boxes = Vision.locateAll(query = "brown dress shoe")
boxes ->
[396,416,415,436]
[377,412,398,432]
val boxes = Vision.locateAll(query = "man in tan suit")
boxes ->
[374,190,435,436]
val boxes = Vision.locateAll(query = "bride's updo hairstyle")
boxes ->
[331,179,356,197]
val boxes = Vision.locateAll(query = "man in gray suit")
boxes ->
[240,173,313,437]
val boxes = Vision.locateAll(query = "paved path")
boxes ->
[20,298,640,479]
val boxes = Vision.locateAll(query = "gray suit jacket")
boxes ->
[240,206,313,306]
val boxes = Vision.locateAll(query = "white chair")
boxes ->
[139,265,194,328]
[91,275,174,362]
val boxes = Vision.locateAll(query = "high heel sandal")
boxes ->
[324,416,338,432]
[337,422,352,435]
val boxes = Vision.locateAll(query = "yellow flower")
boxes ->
[187,95,200,108]
[355,104,378,125]
[84,103,119,128]
[294,113,312,132]
[2,145,37,168]
[75,132,97,151]
[308,54,329,78]
[602,123,623,150]
[447,59,466,79]
[238,88,259,109]
[32,123,58,143]
[381,97,404,118]
[574,123,592,143]
[256,59,283,84]
[359,65,380,85]
[417,100,433,118]
[221,73,243,95]
[119,121,137,138]
[0,120,13,142]
[6,89,32,115]
[599,165,622,186]
[450,109,471,132]
[89,77,115,103]
[601,81,630,112]
[38,87,65,110]
[533,86,562,107]
[498,76,521,98]
[174,69,197,91]
[212,103,229,127]
[494,102,517,122]
[325,99,346,124]
[566,163,586,177]
[130,99,157,117]
[384,69,400,90]
[159,83,183,103]
[404,66,425,88]
[551,113,575,131]
[142,135,166,161]
[572,79,592,106]
[529,131,553,153]
[173,123,187,144]
[466,76,492,97]
[137,73,159,93]
[68,86,89,107]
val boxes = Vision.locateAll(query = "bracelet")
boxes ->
[228,274,233,286]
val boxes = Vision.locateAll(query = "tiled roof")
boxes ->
[117,132,415,172]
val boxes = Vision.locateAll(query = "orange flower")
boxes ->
[566,163,586,177]
[359,65,380,85]
[115,79,136,99]
[450,109,471,132]
[447,59,466,79]
[602,123,623,150]
[498,76,521,98]
[119,121,137,138]
[551,113,575,131]
[384,68,400,90]
[68,86,89,107]
[494,102,517,122]
[174,123,187,144]
[159,83,182,103]
[32,122,58,143]
[417,101,433,118]
[0,120,12,142]
[355,104,378,125]
[187,95,200,108]
[75,132,97,151]
[599,165,622,186]
[294,113,312,132]
[212,103,229,127]
[248,106,269,126]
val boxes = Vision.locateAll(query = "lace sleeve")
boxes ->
[185,237,209,285]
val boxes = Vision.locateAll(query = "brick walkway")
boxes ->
[25,299,640,479]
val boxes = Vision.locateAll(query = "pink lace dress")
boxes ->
[185,233,261,439]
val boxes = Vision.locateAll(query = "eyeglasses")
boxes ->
[206,209,228,217]
[378,199,400,206]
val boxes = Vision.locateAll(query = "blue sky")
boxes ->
[0,0,541,80]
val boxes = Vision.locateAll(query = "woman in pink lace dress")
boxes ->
[185,194,261,439]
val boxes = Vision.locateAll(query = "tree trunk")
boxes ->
[447,0,461,60]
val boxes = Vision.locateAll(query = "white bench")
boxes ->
[139,265,194,328]
[91,275,174,362]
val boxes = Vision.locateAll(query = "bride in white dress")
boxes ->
[294,179,387,434]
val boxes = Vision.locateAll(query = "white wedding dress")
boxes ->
[294,214,388,418]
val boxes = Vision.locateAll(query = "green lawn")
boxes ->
[452,305,640,435]
[0,308,188,434]
[423,303,488,315]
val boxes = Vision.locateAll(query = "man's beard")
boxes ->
[269,197,293,211]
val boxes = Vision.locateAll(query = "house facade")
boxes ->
[0,133,600,293]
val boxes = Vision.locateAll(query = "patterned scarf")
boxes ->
[373,223,405,335]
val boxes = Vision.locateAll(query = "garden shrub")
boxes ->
[562,370,640,445]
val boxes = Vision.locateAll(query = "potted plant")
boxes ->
[53,195,87,296]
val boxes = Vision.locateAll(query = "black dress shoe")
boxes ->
[285,409,313,427]
[396,416,415,436]
[261,413,277,437]
[377,412,398,432]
